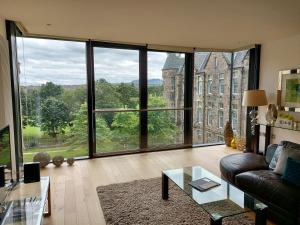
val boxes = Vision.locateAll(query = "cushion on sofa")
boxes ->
[269,145,283,170]
[220,153,268,184]
[280,141,300,150]
[265,144,278,164]
[235,170,300,212]
[274,147,300,175]
[282,157,300,187]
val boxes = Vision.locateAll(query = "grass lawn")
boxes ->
[23,145,88,162]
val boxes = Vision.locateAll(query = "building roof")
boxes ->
[163,53,185,70]
[233,50,249,68]
[162,50,249,72]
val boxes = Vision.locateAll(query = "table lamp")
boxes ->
[242,90,268,135]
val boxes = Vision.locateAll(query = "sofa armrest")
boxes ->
[265,144,278,164]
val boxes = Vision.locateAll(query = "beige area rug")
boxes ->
[97,177,255,225]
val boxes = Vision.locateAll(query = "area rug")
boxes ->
[97,178,254,225]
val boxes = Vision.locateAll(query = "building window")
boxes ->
[197,102,203,123]
[207,102,213,126]
[218,103,224,128]
[219,73,224,95]
[207,132,212,140]
[170,76,176,91]
[232,71,238,95]
[232,104,238,131]
[207,75,213,94]
[214,57,218,68]
[197,129,202,137]
[218,136,224,142]
[197,75,204,95]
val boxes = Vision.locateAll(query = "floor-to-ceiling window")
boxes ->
[231,50,250,138]
[193,50,250,145]
[17,37,88,162]
[147,52,185,149]
[193,52,232,145]
[14,30,254,159]
[93,46,140,153]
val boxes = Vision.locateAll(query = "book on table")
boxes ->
[189,177,220,191]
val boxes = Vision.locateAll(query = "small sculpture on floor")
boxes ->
[33,152,51,168]
[52,155,64,167]
[67,157,75,166]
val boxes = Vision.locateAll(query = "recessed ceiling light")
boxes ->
[46,24,52,26]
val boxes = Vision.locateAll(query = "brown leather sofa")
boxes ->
[220,142,300,225]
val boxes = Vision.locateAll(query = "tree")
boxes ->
[109,95,178,147]
[62,86,86,121]
[20,87,41,127]
[68,102,111,147]
[147,95,177,145]
[40,97,70,138]
[111,112,139,146]
[95,79,122,126]
[40,82,63,102]
[116,83,138,108]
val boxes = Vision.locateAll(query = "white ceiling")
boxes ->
[0,0,300,50]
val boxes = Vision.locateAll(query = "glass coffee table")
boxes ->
[162,166,267,225]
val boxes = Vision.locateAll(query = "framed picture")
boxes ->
[281,73,300,107]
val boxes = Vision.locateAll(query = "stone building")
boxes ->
[162,51,249,144]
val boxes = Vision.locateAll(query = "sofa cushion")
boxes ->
[220,153,268,184]
[265,144,278,164]
[235,170,300,212]
[269,145,283,170]
[280,141,300,150]
[274,147,300,175]
[282,157,300,187]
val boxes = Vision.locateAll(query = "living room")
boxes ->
[0,1,300,225]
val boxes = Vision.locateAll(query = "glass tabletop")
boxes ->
[163,166,267,221]
[1,177,50,225]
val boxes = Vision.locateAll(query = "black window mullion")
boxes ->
[184,53,194,145]
[6,20,23,181]
[246,44,261,151]
[86,40,96,158]
[229,52,234,125]
[139,48,148,150]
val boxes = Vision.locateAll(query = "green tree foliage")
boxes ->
[62,86,86,120]
[40,97,70,138]
[116,83,139,108]
[111,112,139,145]
[148,85,163,97]
[68,102,111,147]
[147,95,177,144]
[20,87,40,127]
[95,79,122,126]
[40,82,63,102]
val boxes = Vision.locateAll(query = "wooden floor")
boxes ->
[41,145,274,225]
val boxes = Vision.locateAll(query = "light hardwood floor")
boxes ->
[40,145,274,225]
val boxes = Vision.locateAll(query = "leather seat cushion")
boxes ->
[236,170,300,212]
[220,153,268,184]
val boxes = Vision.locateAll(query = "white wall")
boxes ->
[259,34,300,145]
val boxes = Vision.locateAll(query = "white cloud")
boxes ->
[17,37,167,86]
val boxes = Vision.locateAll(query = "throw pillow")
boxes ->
[282,157,300,187]
[274,148,300,175]
[269,145,283,170]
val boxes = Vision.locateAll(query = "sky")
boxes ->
[17,37,168,86]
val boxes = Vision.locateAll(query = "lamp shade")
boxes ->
[242,90,268,107]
